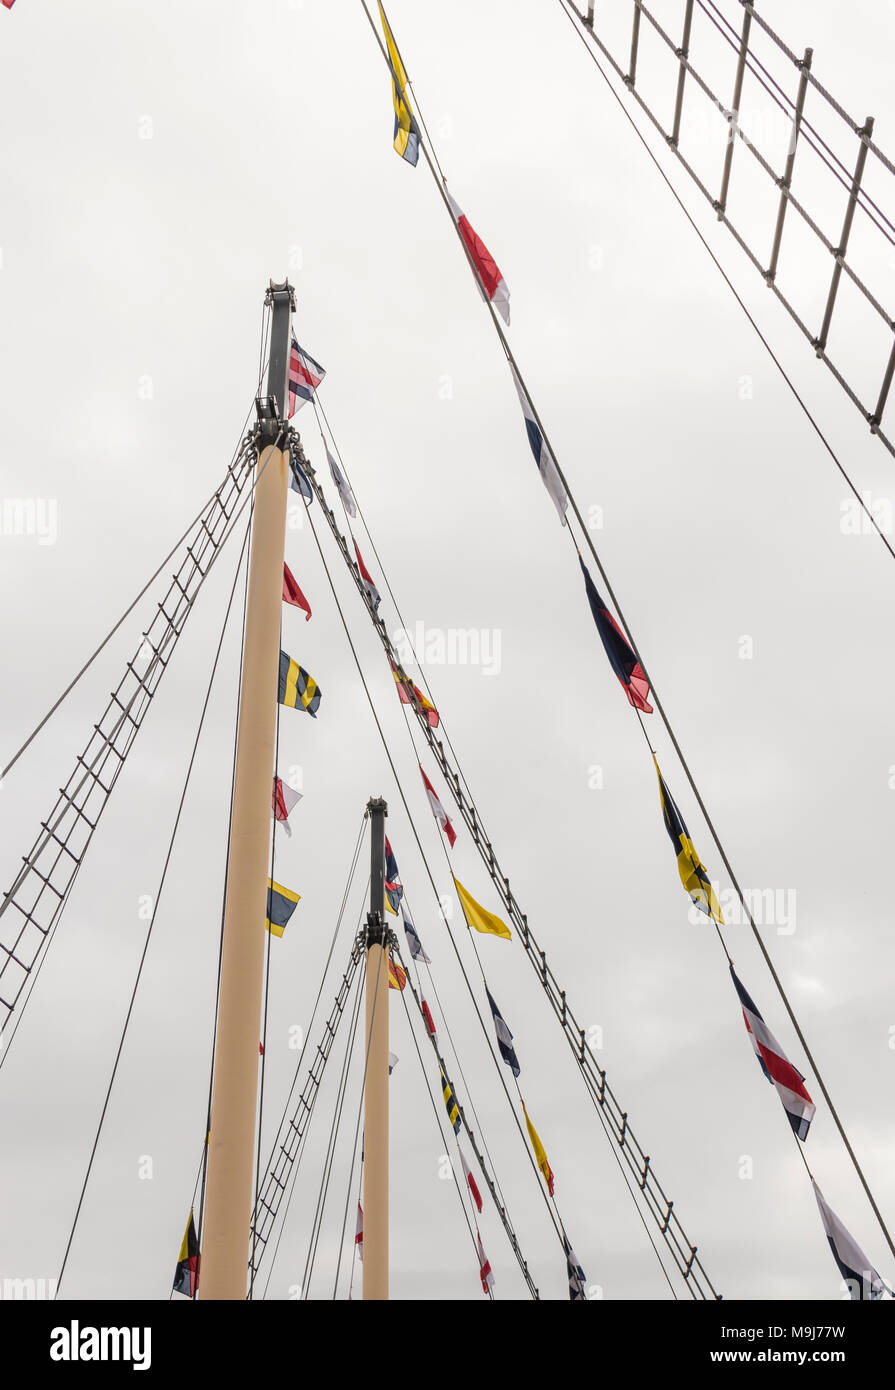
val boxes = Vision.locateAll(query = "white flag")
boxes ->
[326,443,357,518]
[510,364,568,525]
[813,1182,887,1300]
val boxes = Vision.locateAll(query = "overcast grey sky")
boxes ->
[1,0,894,1302]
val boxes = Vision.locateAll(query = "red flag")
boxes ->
[445,188,510,326]
[272,776,302,836]
[259,1041,264,1056]
[421,999,437,1037]
[354,541,381,611]
[476,1228,495,1294]
[2,2,17,9]
[355,1203,364,1261]
[419,765,457,847]
[283,563,311,620]
[460,1147,483,1214]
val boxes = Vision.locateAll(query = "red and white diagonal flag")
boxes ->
[476,1228,494,1294]
[419,765,456,848]
[272,776,302,837]
[460,1145,483,1214]
[445,187,510,326]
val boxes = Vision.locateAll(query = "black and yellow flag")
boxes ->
[654,756,723,924]
[278,650,321,717]
[442,1070,460,1135]
[378,2,419,166]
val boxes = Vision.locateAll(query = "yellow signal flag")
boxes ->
[453,877,511,941]
[522,1101,555,1197]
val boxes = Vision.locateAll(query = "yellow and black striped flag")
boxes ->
[278,650,321,717]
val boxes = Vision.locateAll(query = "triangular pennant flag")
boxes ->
[282,563,311,620]
[654,756,723,924]
[453,877,511,941]
[580,558,652,712]
[510,364,568,524]
[522,1100,555,1196]
[419,765,457,847]
[445,187,510,325]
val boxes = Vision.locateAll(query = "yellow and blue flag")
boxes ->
[378,2,419,166]
[278,650,321,717]
[267,879,300,938]
[654,756,723,924]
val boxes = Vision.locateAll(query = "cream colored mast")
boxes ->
[363,797,390,1299]
[200,282,295,1300]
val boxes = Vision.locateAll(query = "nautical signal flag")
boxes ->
[476,1229,495,1295]
[580,558,653,713]
[173,1212,200,1297]
[266,879,300,938]
[388,657,439,727]
[812,1183,887,1300]
[445,187,510,326]
[459,1146,483,1214]
[401,906,431,964]
[354,540,381,611]
[384,837,403,915]
[388,1051,399,1075]
[419,765,456,847]
[442,1071,461,1134]
[283,564,311,620]
[378,2,419,166]
[730,966,815,1141]
[272,776,302,837]
[287,336,326,417]
[564,1234,587,1301]
[420,998,437,1037]
[511,364,568,524]
[278,651,321,717]
[355,1203,364,1262]
[387,956,407,991]
[486,988,520,1078]
[522,1100,555,1197]
[325,441,357,518]
[2,2,16,10]
[289,452,313,504]
[654,757,723,924]
[453,877,511,941]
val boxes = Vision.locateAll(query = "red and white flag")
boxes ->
[272,776,302,837]
[476,1228,494,1294]
[460,1146,483,1214]
[419,765,456,847]
[283,563,311,620]
[355,1203,364,1262]
[354,540,381,611]
[446,188,510,326]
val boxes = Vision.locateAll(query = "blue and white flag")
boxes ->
[401,907,431,964]
[486,987,520,1078]
[325,442,357,518]
[510,364,568,524]
[813,1182,887,1300]
[289,453,313,504]
[564,1234,587,1301]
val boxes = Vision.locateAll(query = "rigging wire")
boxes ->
[554,0,895,559]
[360,0,895,1262]
[305,501,570,1259]
[54,508,253,1297]
[1,367,271,784]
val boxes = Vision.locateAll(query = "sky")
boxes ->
[1,0,894,1303]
